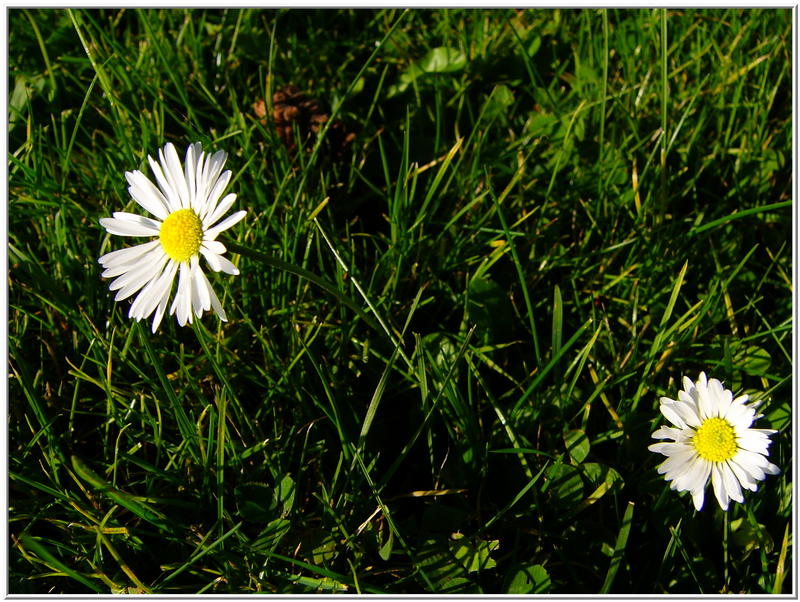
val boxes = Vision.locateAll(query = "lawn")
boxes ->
[7,8,793,595]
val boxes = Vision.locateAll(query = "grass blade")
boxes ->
[600,500,634,593]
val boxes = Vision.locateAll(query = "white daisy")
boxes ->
[98,142,246,333]
[649,372,780,511]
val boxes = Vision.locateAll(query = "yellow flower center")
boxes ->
[693,417,737,463]
[159,209,203,262]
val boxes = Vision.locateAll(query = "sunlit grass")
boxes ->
[8,8,792,594]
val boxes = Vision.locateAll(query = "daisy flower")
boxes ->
[649,372,779,511]
[98,142,246,332]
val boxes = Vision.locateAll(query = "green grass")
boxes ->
[8,8,792,594]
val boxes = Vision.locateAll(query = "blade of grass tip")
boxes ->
[191,322,253,440]
[599,8,609,217]
[512,317,594,416]
[376,326,476,492]
[476,460,551,537]
[66,9,133,159]
[258,547,387,595]
[668,521,704,593]
[294,9,409,198]
[311,219,413,369]
[772,521,790,593]
[552,284,563,375]
[565,322,602,406]
[357,286,425,450]
[545,99,587,203]
[599,501,635,594]
[659,259,688,329]
[135,322,201,463]
[216,388,227,537]
[411,136,464,230]
[18,534,105,594]
[350,450,436,592]
[226,240,384,340]
[631,257,689,413]
[61,70,99,184]
[158,522,243,587]
[487,172,541,364]
[658,7,668,225]
[22,11,57,101]
[95,531,152,593]
[70,455,170,531]
[689,200,792,237]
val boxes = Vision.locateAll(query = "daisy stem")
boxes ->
[723,510,729,591]
[226,240,384,338]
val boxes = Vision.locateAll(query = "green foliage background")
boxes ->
[8,8,793,594]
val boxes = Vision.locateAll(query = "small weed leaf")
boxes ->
[732,344,772,376]
[273,474,296,518]
[563,428,591,464]
[251,518,291,552]
[730,518,774,560]
[419,47,467,74]
[234,482,273,523]
[765,401,790,431]
[389,46,467,96]
[504,562,551,594]
[449,533,500,574]
[543,463,584,508]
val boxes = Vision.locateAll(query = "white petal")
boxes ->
[203,150,228,195]
[215,254,239,275]
[128,262,166,319]
[162,143,192,209]
[102,250,164,280]
[111,252,167,301]
[203,192,237,229]
[729,405,757,431]
[708,378,733,418]
[170,262,193,326]
[107,245,164,289]
[672,398,702,429]
[200,246,223,272]
[660,401,687,429]
[189,256,210,317]
[151,275,175,333]
[691,486,706,511]
[763,460,781,475]
[184,143,200,211]
[736,431,773,455]
[99,240,161,270]
[673,456,710,494]
[130,259,178,321]
[696,380,715,420]
[649,442,677,455]
[100,213,161,237]
[199,170,232,222]
[720,463,743,504]
[147,153,181,213]
[657,446,696,477]
[711,464,730,511]
[732,450,770,482]
[199,269,227,321]
[201,240,226,255]
[196,150,226,210]
[651,426,682,441]
[204,210,246,240]
[727,457,758,491]
[126,170,170,220]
